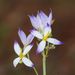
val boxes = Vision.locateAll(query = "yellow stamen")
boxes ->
[19,52,25,64]
[43,32,50,41]
[19,52,24,59]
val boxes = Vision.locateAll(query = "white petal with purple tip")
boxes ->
[14,42,21,55]
[47,38,62,45]
[26,33,34,45]
[39,11,48,21]
[29,15,39,30]
[13,57,20,67]
[37,40,46,53]
[38,11,48,27]
[48,11,52,26]
[31,30,43,39]
[36,14,44,30]
[22,57,34,67]
[18,29,26,45]
[23,45,33,55]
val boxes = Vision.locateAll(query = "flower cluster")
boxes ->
[13,10,63,73]
[30,11,63,53]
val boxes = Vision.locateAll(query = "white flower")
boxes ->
[31,25,63,53]
[29,10,63,53]
[13,41,34,67]
[29,10,53,32]
[18,29,34,46]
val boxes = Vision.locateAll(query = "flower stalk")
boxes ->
[42,51,46,75]
[33,67,38,75]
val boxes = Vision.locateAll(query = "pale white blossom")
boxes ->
[13,41,34,67]
[30,11,63,53]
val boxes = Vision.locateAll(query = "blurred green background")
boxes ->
[0,0,75,75]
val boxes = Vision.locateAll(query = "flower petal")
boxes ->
[26,33,34,45]
[23,44,33,55]
[18,29,26,45]
[47,38,63,45]
[38,11,48,27]
[29,15,39,30]
[14,41,21,55]
[36,14,44,30]
[48,10,52,26]
[44,25,51,36]
[22,57,34,67]
[37,40,46,53]
[31,30,43,39]
[13,57,20,67]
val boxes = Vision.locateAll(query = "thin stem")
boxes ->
[42,51,46,75]
[33,67,38,75]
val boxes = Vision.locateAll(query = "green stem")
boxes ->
[42,51,46,75]
[33,67,38,75]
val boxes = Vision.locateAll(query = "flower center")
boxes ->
[19,52,25,64]
[43,32,52,41]
[19,52,24,59]
[43,32,50,41]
